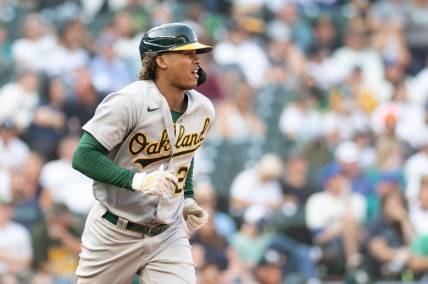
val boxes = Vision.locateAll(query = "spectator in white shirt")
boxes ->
[0,120,30,170]
[230,154,283,216]
[45,19,90,77]
[89,32,134,96]
[404,132,428,204]
[0,198,33,275]
[0,71,39,130]
[331,19,385,101]
[410,175,428,236]
[214,82,265,141]
[40,136,94,217]
[279,92,323,143]
[306,164,366,270]
[111,11,141,76]
[213,22,270,88]
[11,13,57,72]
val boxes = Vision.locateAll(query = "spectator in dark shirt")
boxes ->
[281,151,319,205]
[25,77,67,160]
[11,152,45,231]
[32,202,83,279]
[64,67,101,134]
[274,151,319,244]
[367,191,428,279]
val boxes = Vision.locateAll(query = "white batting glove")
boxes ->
[183,198,209,231]
[132,170,178,198]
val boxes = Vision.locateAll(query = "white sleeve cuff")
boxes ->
[132,172,147,191]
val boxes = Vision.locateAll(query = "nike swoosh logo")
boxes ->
[147,106,159,112]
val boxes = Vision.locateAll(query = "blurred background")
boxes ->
[1,0,428,283]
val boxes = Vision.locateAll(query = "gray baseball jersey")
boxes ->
[82,80,215,224]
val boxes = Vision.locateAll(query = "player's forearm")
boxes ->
[72,132,134,190]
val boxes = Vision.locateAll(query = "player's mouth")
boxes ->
[191,66,199,80]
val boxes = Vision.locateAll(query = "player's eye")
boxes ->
[181,51,196,58]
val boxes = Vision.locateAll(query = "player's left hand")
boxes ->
[183,198,209,231]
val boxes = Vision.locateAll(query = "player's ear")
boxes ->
[155,54,168,70]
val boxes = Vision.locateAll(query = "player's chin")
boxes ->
[180,80,198,90]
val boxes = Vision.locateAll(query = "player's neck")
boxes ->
[155,79,186,112]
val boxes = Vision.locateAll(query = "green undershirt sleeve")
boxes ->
[184,159,194,199]
[72,132,135,190]
[171,111,194,199]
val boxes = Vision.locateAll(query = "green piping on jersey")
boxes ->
[171,111,194,199]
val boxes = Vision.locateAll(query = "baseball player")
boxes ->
[72,23,214,284]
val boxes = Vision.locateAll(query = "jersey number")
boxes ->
[174,167,189,194]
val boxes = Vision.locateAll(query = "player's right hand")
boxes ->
[132,170,178,198]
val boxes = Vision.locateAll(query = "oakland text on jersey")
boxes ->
[129,118,211,168]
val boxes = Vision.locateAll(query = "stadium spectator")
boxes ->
[334,141,373,197]
[10,152,45,231]
[254,249,284,284]
[323,85,371,144]
[331,18,384,99]
[0,70,39,130]
[403,132,428,204]
[367,191,428,279]
[409,175,428,237]
[0,119,30,170]
[191,218,243,284]
[194,181,237,239]
[89,31,133,96]
[306,164,366,273]
[213,22,269,88]
[371,0,407,27]
[26,77,67,160]
[269,2,313,53]
[271,150,319,244]
[404,0,428,75]
[0,197,33,276]
[11,13,56,72]
[374,112,409,171]
[366,171,402,223]
[32,202,83,280]
[45,19,90,77]
[64,67,101,133]
[230,206,272,268]
[279,91,323,143]
[281,150,319,206]
[230,154,283,215]
[40,136,94,217]
[309,15,339,56]
[373,80,426,149]
[111,10,141,75]
[214,81,265,141]
[0,24,13,85]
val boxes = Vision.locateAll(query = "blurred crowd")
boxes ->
[1,0,428,283]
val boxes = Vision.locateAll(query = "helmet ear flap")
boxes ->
[197,66,207,86]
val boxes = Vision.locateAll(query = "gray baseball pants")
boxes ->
[75,203,196,284]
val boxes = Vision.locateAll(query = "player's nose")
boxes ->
[191,53,201,64]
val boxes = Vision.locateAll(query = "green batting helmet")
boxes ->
[139,23,212,59]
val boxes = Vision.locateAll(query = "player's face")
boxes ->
[162,50,201,90]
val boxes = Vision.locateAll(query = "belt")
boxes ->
[102,211,169,236]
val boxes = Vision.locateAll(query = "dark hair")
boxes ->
[381,191,407,211]
[420,175,428,188]
[139,51,158,80]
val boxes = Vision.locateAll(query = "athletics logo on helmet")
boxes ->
[139,23,212,60]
